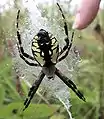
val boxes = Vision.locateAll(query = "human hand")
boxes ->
[73,0,101,30]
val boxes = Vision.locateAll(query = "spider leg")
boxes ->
[58,31,74,62]
[23,71,45,111]
[16,10,40,66]
[16,10,33,60]
[17,43,39,66]
[57,3,69,55]
[55,68,86,102]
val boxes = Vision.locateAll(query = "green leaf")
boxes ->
[0,102,60,119]
[50,114,66,119]
[0,84,5,105]
[23,103,60,119]
[0,102,22,118]
[21,80,29,96]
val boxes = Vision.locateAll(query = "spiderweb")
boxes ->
[13,0,80,118]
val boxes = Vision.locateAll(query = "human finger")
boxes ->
[73,0,101,30]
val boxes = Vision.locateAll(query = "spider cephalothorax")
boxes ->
[16,3,85,111]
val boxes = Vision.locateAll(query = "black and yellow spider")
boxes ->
[16,3,85,111]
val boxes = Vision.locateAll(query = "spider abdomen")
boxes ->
[31,29,59,66]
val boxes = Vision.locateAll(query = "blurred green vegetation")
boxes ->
[0,0,104,119]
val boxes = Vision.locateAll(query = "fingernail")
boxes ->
[72,13,80,29]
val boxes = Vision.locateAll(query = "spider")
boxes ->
[16,3,85,111]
